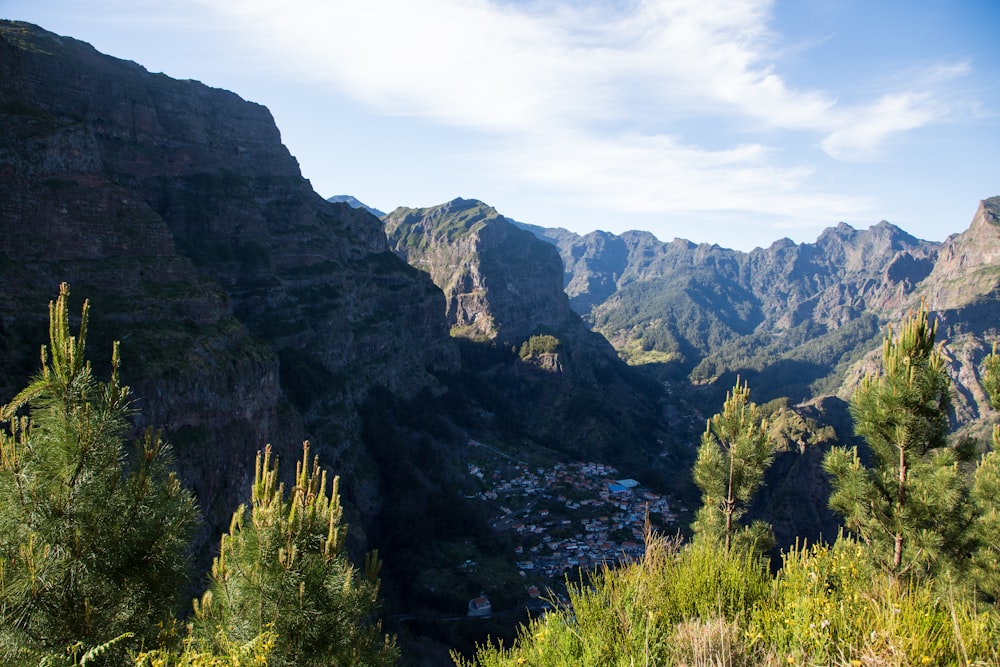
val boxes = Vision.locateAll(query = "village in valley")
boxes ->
[463,440,682,616]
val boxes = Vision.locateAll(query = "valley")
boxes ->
[1,19,999,666]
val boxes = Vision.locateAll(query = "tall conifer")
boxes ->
[692,378,776,553]
[823,305,971,578]
[0,284,198,665]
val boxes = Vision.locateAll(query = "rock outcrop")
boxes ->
[384,198,572,345]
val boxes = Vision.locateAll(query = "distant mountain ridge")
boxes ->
[327,194,386,218]
[512,199,1000,427]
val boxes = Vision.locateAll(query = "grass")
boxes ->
[453,533,1000,667]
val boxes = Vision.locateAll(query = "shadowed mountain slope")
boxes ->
[0,20,459,546]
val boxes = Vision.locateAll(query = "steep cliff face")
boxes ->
[746,221,938,329]
[918,198,1000,312]
[0,21,457,538]
[383,198,672,469]
[889,197,1000,426]
[384,198,572,346]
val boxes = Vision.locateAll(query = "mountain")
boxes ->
[515,219,938,381]
[385,198,575,346]
[515,207,1000,417]
[327,194,386,217]
[382,198,673,469]
[907,197,1000,429]
[0,20,460,551]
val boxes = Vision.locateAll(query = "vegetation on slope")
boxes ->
[456,534,999,667]
[458,307,1000,667]
[0,286,393,666]
[3,288,999,667]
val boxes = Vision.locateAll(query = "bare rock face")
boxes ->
[383,198,669,468]
[384,198,571,346]
[748,221,938,329]
[0,21,457,542]
[918,198,1000,312]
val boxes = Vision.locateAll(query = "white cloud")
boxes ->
[200,0,842,131]
[194,0,968,229]
[821,92,946,161]
[204,0,964,143]
[489,128,868,224]
[205,0,585,130]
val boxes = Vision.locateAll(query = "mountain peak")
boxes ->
[326,195,385,218]
[970,196,1000,235]
[915,196,1000,311]
[945,197,1000,263]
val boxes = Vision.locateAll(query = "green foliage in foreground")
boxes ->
[0,285,396,666]
[0,284,198,665]
[133,631,275,667]
[692,378,776,554]
[824,305,972,579]
[192,443,398,667]
[454,533,1000,667]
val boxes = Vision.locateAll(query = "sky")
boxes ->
[3,1,999,251]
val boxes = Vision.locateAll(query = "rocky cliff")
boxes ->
[384,199,571,345]
[382,198,673,469]
[0,20,458,542]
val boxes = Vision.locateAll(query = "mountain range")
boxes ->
[2,20,999,664]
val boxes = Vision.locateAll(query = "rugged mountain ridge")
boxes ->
[517,205,999,407]
[516,218,941,374]
[0,20,458,542]
[382,198,673,469]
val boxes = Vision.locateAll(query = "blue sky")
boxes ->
[4,0,998,250]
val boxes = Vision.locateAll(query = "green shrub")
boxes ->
[454,533,770,667]
[751,537,1000,666]
[519,334,561,359]
[0,284,198,665]
[193,443,397,667]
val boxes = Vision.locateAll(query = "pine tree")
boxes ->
[0,284,198,665]
[823,304,972,579]
[970,345,1000,600]
[193,442,398,667]
[692,378,776,553]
